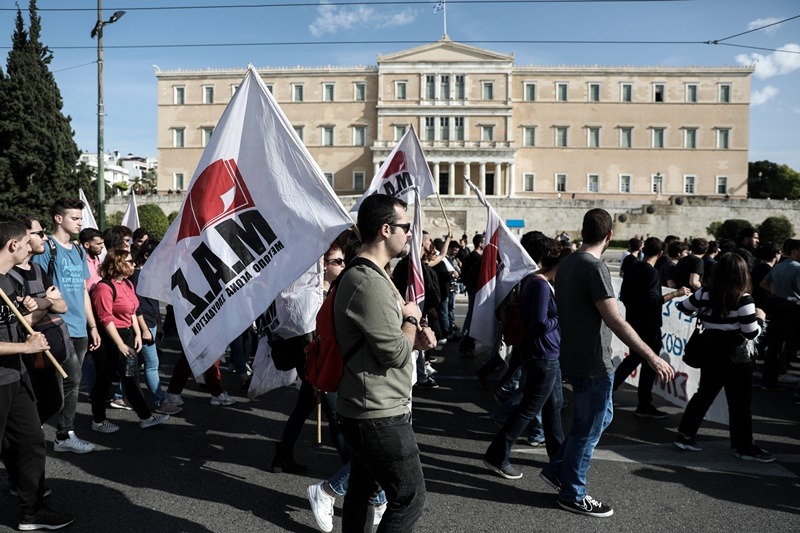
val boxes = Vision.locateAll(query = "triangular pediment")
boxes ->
[378,37,514,64]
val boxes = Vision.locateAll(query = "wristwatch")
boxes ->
[402,316,420,329]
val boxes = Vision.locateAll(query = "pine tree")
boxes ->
[0,0,84,223]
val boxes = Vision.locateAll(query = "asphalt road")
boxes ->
[1,300,798,532]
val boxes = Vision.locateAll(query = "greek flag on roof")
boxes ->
[433,1,444,14]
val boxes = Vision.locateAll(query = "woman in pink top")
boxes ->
[88,249,169,433]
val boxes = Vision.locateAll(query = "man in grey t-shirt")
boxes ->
[541,209,674,518]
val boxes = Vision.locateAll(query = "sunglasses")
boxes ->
[325,258,345,266]
[30,230,46,238]
[389,223,412,233]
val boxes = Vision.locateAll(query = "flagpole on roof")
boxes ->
[443,0,447,37]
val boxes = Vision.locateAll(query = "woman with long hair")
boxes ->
[674,252,774,462]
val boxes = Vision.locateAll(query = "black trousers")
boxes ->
[90,327,152,422]
[613,336,661,407]
[27,366,64,425]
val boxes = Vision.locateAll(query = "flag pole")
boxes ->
[443,0,447,37]
[433,189,452,237]
[316,392,322,444]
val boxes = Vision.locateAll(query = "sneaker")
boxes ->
[425,363,438,375]
[10,486,52,498]
[210,391,237,406]
[778,373,800,384]
[307,482,334,532]
[482,458,523,480]
[539,471,562,492]
[53,431,95,454]
[18,508,74,531]
[526,437,545,447]
[558,495,614,517]
[154,401,182,415]
[109,398,132,410]
[674,434,702,451]
[373,504,386,527]
[634,405,668,419]
[733,446,776,463]
[414,378,439,389]
[139,413,169,429]
[165,392,184,406]
[91,420,119,434]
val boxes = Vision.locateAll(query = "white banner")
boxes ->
[79,188,99,230]
[121,192,140,231]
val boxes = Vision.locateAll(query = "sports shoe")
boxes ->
[539,471,561,492]
[10,486,51,498]
[139,413,169,429]
[18,508,74,531]
[53,431,95,454]
[165,392,184,406]
[109,398,132,410]
[155,401,182,415]
[778,373,800,384]
[425,363,438,375]
[634,404,668,419]
[210,391,237,406]
[482,458,523,480]
[307,482,334,532]
[415,378,439,389]
[526,437,545,447]
[674,434,702,451]
[91,420,119,434]
[733,446,776,463]
[373,504,386,526]
[558,495,614,517]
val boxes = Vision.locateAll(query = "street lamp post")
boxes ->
[91,2,125,230]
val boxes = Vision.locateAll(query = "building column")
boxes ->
[463,163,471,196]
[494,163,501,196]
[433,162,440,194]
[374,162,380,177]
[448,162,456,196]
[479,162,486,195]
[508,163,516,198]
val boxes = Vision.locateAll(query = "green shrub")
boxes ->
[137,204,170,240]
[168,211,179,224]
[758,216,795,245]
[713,219,753,241]
[106,211,124,227]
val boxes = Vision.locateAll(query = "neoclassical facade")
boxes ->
[156,38,752,200]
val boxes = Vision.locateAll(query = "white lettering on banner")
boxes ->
[611,277,729,425]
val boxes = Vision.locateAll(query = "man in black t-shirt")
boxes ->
[675,238,708,292]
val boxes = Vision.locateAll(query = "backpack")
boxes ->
[305,257,386,393]
[46,238,84,282]
[499,273,535,348]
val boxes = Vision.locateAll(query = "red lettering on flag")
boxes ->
[477,229,499,291]
[383,151,407,178]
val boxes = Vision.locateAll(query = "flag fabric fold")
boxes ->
[120,191,140,232]
[78,188,99,230]
[433,1,445,14]
[137,66,353,376]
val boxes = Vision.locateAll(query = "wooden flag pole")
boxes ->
[316,392,322,444]
[433,189,452,236]
[0,289,67,379]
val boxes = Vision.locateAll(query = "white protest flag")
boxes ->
[465,178,536,349]
[78,188,99,230]
[120,191,140,231]
[138,66,353,376]
[406,190,425,304]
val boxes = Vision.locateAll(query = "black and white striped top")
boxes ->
[677,288,761,339]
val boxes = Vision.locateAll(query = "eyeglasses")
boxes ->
[324,258,345,266]
[30,230,46,238]
[389,223,412,233]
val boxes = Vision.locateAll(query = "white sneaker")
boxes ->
[210,391,236,406]
[425,363,438,375]
[91,420,119,434]
[373,504,386,527]
[307,482,334,532]
[53,431,95,454]
[139,413,169,429]
[778,373,800,384]
[165,392,184,406]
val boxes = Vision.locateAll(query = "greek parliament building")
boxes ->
[155,38,756,236]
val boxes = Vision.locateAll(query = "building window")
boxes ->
[588,83,600,102]
[716,176,728,194]
[202,85,214,104]
[440,75,451,99]
[425,75,436,100]
[653,83,665,102]
[354,83,365,101]
[684,128,697,149]
[555,126,568,147]
[294,126,304,141]
[324,173,334,187]
[684,175,696,194]
[587,127,600,148]
[524,83,536,102]
[172,128,185,148]
[394,125,407,141]
[454,117,465,141]
[455,75,465,100]
[652,128,665,148]
[353,172,365,190]
[556,83,568,102]
[173,172,185,190]
[686,84,698,103]
[555,174,567,192]
[322,126,334,146]
[396,81,407,100]
[424,117,435,141]
[719,84,731,103]
[717,128,730,149]
[482,81,494,100]
[523,127,536,147]
[621,83,632,102]
[481,125,494,141]
[201,127,213,147]
[587,174,599,193]
[523,173,535,192]
[619,174,631,193]
[440,117,450,141]
[264,84,273,94]
[293,84,304,102]
[353,126,366,146]
[651,173,664,194]
[323,83,335,102]
[173,86,185,105]
[620,127,632,148]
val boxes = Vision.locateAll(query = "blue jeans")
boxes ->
[328,462,388,506]
[485,359,564,466]
[490,367,545,441]
[340,412,425,533]
[543,372,613,503]
[141,326,166,406]
[438,298,451,336]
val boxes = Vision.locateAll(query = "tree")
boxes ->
[749,161,800,200]
[758,216,795,246]
[137,204,169,239]
[0,1,84,222]
[712,219,753,241]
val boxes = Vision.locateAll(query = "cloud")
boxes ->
[751,85,779,105]
[747,17,783,36]
[309,1,416,37]
[735,43,800,79]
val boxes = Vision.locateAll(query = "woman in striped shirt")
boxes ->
[673,253,775,462]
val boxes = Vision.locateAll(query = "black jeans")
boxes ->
[763,302,800,387]
[90,327,151,422]
[613,337,661,408]
[27,366,64,425]
[280,378,346,461]
[340,412,426,533]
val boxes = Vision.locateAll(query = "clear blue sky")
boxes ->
[2,0,798,169]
